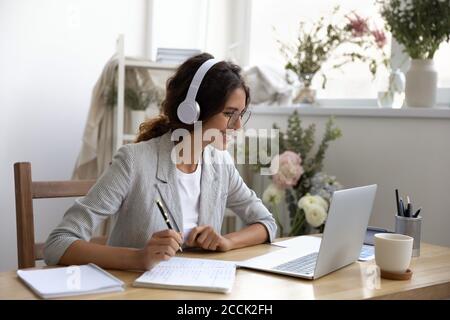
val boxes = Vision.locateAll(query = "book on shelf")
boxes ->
[156,47,201,64]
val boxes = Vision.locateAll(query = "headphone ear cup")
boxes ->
[177,100,200,124]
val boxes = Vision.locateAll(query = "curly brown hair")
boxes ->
[135,53,250,143]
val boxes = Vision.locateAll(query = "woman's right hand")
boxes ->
[138,229,183,270]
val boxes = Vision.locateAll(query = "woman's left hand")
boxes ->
[185,225,234,252]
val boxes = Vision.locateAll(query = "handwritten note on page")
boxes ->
[133,257,236,293]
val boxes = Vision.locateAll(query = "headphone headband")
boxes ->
[177,58,220,124]
[186,58,219,101]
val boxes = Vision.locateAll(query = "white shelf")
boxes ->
[250,105,450,119]
[124,59,177,70]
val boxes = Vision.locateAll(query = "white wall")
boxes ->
[0,0,146,271]
[247,111,450,248]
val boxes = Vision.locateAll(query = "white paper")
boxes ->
[17,264,124,299]
[272,235,374,262]
[134,257,236,293]
[272,235,322,250]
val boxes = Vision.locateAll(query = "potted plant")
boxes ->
[128,89,151,134]
[107,86,165,134]
[140,86,165,120]
[380,0,450,108]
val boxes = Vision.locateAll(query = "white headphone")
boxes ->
[177,58,219,124]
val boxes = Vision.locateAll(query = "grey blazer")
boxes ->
[44,132,277,265]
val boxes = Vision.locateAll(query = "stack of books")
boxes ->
[156,48,201,64]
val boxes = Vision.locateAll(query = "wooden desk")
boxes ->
[1,242,450,300]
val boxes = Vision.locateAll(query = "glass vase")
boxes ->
[377,69,405,109]
[293,86,316,105]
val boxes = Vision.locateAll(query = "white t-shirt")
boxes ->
[175,163,202,242]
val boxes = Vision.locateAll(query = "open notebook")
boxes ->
[133,257,236,293]
[17,264,124,299]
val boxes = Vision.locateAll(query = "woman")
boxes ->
[44,53,277,271]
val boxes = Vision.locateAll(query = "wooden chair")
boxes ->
[14,162,99,269]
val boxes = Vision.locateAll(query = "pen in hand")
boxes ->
[155,199,183,252]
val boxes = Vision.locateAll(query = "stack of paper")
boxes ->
[156,48,201,64]
[133,257,236,293]
[17,264,124,299]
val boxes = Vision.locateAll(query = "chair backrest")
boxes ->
[14,162,96,269]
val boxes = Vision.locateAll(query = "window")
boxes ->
[434,43,450,88]
[148,0,449,104]
[248,0,389,100]
[248,0,450,102]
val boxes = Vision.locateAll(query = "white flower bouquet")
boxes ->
[252,111,343,236]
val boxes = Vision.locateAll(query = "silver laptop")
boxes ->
[238,185,377,280]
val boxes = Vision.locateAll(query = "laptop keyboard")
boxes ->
[272,252,318,275]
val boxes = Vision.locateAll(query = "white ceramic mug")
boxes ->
[374,233,413,273]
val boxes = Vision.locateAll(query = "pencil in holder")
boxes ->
[395,215,422,257]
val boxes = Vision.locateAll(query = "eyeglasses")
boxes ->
[223,108,251,129]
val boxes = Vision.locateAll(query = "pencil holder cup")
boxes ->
[395,215,422,257]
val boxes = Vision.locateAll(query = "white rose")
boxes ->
[262,183,284,205]
[314,195,329,211]
[304,203,328,228]
[298,194,328,211]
